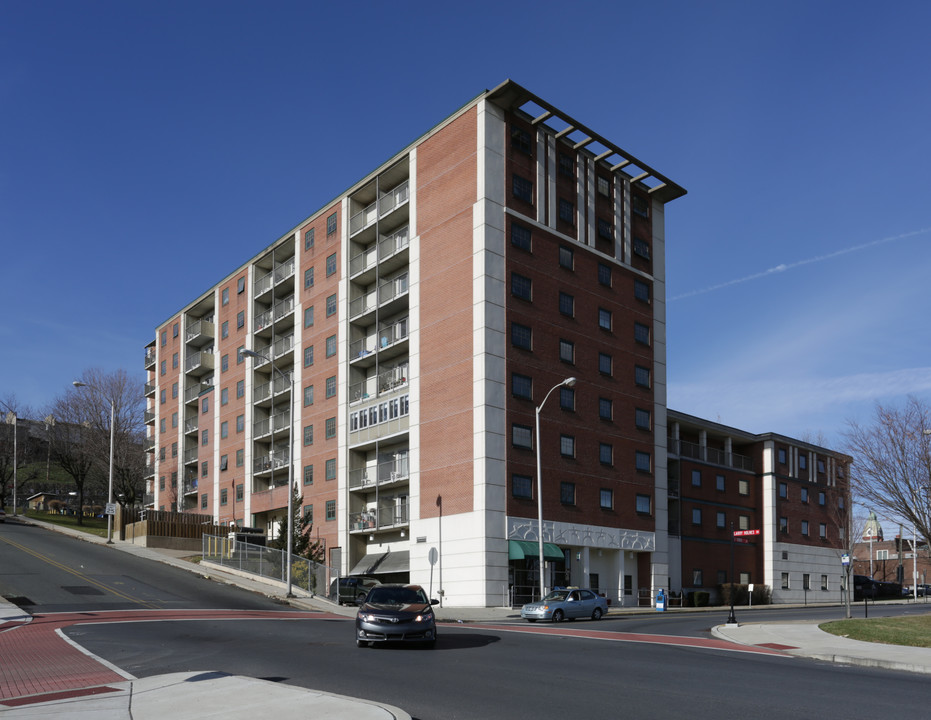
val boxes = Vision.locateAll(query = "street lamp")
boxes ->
[73,382,115,544]
[3,409,17,516]
[534,376,576,600]
[242,349,294,598]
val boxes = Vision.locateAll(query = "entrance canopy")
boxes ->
[508,539,564,562]
[349,550,410,576]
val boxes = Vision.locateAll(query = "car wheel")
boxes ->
[591,607,603,621]
[552,609,564,623]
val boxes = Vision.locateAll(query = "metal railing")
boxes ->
[668,438,753,471]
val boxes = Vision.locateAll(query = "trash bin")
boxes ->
[655,589,666,612]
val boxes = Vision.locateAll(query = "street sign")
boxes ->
[733,529,760,537]
[105,503,117,516]
[841,553,851,566]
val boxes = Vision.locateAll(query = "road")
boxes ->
[3,520,931,719]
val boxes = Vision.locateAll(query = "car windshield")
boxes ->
[367,587,428,605]
[542,591,569,602]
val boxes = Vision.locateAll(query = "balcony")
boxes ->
[144,410,155,425]
[250,483,291,514]
[349,180,409,236]
[144,347,156,369]
[183,477,198,495]
[183,447,198,465]
[667,438,753,472]
[253,448,289,476]
[348,458,410,491]
[254,258,295,300]
[185,349,215,376]
[144,382,156,397]
[349,225,410,281]
[184,416,198,435]
[349,503,409,533]
[253,372,292,405]
[349,365,408,405]
[253,409,290,439]
[349,317,409,366]
[144,436,155,453]
[254,295,294,335]
[184,381,212,404]
[186,318,215,347]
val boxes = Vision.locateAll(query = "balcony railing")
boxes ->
[254,258,295,296]
[349,503,409,532]
[254,295,294,333]
[348,458,410,490]
[184,382,212,403]
[144,382,156,397]
[144,347,156,368]
[253,448,289,475]
[184,417,198,434]
[253,409,290,438]
[185,349,215,373]
[143,410,155,424]
[349,180,409,235]
[183,447,198,464]
[349,225,410,277]
[254,372,292,403]
[668,438,753,471]
[186,318,215,343]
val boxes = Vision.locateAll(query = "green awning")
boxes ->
[508,539,564,562]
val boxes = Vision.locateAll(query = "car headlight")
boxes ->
[414,612,434,623]
[358,613,375,622]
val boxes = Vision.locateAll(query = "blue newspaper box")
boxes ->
[655,589,666,611]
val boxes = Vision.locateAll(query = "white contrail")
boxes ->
[669,227,931,301]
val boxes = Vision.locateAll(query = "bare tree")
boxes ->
[845,397,931,552]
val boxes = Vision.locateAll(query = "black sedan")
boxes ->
[355,583,439,648]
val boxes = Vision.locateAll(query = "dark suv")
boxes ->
[332,576,381,605]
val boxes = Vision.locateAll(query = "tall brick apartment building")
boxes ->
[142,80,849,607]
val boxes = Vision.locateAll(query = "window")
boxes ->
[201,429,208,446]
[222,288,229,305]
[512,174,533,203]
[304,345,314,367]
[512,424,532,449]
[512,474,532,499]
[160,389,166,404]
[326,293,337,317]
[598,308,612,330]
[303,384,314,406]
[303,424,314,446]
[821,575,829,591]
[597,218,612,240]
[559,386,575,411]
[160,360,166,376]
[877,549,888,560]
[236,484,243,502]
[325,335,337,357]
[511,222,531,250]
[598,263,612,287]
[801,520,809,536]
[801,487,808,503]
[221,321,229,339]
[201,460,208,478]
[778,448,787,464]
[558,198,574,224]
[304,306,314,327]
[636,494,651,514]
[202,396,209,413]
[201,493,208,509]
[220,421,228,439]
[599,443,613,465]
[325,458,336,480]
[632,237,650,260]
[560,481,576,505]
[634,279,650,303]
[171,442,177,457]
[160,418,166,433]
[304,267,315,289]
[237,277,245,294]
[511,272,532,300]
[511,322,532,350]
[220,455,228,471]
[220,354,228,372]
[560,435,575,457]
[692,470,701,487]
[636,451,651,472]
[819,523,827,539]
[236,311,244,329]
[304,227,315,250]
[236,449,243,467]
[779,482,787,498]
[634,322,650,345]
[161,329,167,346]
[512,373,532,400]
[739,515,749,530]
[220,387,228,406]
[236,380,244,398]
[159,476,166,491]
[599,397,613,420]
[326,212,337,236]
[635,365,651,388]
[172,382,178,398]
[558,152,574,176]
[159,447,165,461]
[325,376,336,398]
[325,417,336,439]
[326,500,336,520]
[716,511,726,529]
[558,291,574,317]
[303,465,313,485]
[236,414,244,432]
[817,459,825,474]
[635,407,651,430]
[237,346,244,363]
[716,474,725,492]
[559,339,574,363]
[803,573,811,591]
[558,246,574,269]
[171,412,177,428]
[818,491,825,506]
[692,508,702,525]
[600,488,613,509]
[511,126,532,153]
[599,352,613,376]
[781,573,790,589]
[172,352,179,369]
[693,569,703,587]
[799,454,807,470]
[738,479,749,495]
[303,505,312,522]
[632,194,649,218]
[597,176,610,196]
[718,570,728,585]
[779,516,788,533]
[326,252,337,276]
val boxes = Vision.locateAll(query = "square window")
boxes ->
[304,267,315,289]
[560,434,575,458]
[559,246,574,269]
[635,407,651,430]
[172,352,179,369]
[511,272,532,301]
[512,373,532,400]
[512,474,532,499]
[325,417,336,439]
[160,389,166,404]
[171,441,177,457]
[237,346,244,363]
[512,424,532,449]
[598,263,612,287]
[172,382,178,398]
[161,329,167,346]
[559,291,574,317]
[511,126,532,153]
[599,397,613,420]
[636,451,651,472]
[304,464,314,485]
[600,488,613,509]
[171,412,177,428]
[511,322,532,350]
[202,396,209,414]
[692,508,702,525]
[636,494,651,514]
[326,294,337,317]
[326,253,337,276]
[325,335,337,357]
[159,447,165,461]
[326,212,337,236]
[304,306,314,327]
[632,238,650,260]
[599,442,613,465]
[512,174,533,203]
[599,352,613,376]
[303,384,314,406]
[325,459,336,480]
[558,152,574,176]
[303,424,314,446]
[160,360,166,376]
[634,279,650,303]
[304,345,314,367]
[326,499,336,520]
[558,198,574,225]
[511,222,531,251]
[560,481,576,505]
[634,322,650,345]
[559,386,575,411]
[303,505,312,521]
[597,176,610,196]
[304,227,315,249]
[818,491,825,506]
[559,339,574,363]
[635,365,651,388]
[597,218,612,240]
[598,308,612,331]
[326,376,336,398]
[692,469,701,487]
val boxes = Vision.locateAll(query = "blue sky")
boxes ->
[1,0,929,449]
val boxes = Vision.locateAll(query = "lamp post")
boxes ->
[72,382,115,543]
[534,376,576,601]
[243,349,294,598]
[4,409,17,516]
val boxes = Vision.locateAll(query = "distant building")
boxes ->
[852,514,931,586]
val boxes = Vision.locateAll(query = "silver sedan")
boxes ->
[520,588,608,623]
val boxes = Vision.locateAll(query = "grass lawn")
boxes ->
[21,509,110,538]
[821,614,931,648]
